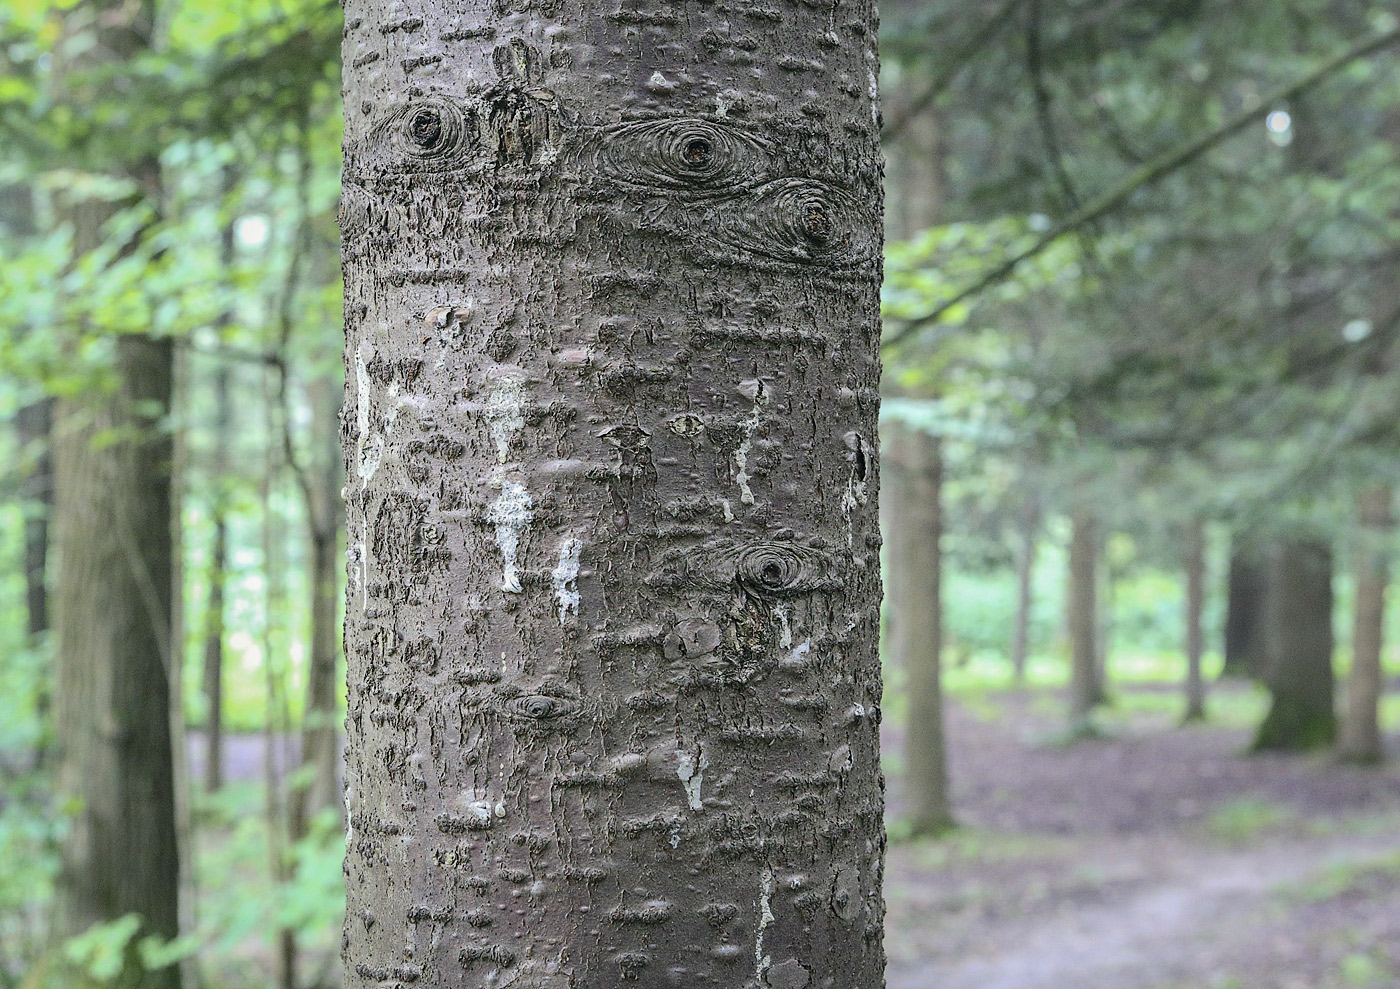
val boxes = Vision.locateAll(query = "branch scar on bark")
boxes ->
[552,536,582,624]
[733,379,767,505]
[488,480,532,593]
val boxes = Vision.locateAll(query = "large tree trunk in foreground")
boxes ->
[341,5,885,987]
[885,423,953,835]
[1183,518,1207,722]
[54,337,181,988]
[1253,538,1336,752]
[1340,487,1391,763]
[1223,537,1266,678]
[1068,510,1104,723]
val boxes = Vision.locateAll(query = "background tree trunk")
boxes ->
[1339,486,1391,762]
[54,337,181,988]
[885,423,953,835]
[299,375,344,823]
[1011,494,1040,683]
[1253,538,1336,751]
[1223,537,1266,677]
[340,3,885,986]
[1184,518,1207,722]
[1069,510,1104,724]
[51,3,181,984]
[202,362,231,793]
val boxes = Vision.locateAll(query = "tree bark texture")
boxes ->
[883,423,952,836]
[1223,538,1266,678]
[1183,518,1207,722]
[341,5,885,988]
[54,336,181,987]
[1340,486,1391,762]
[1253,538,1336,752]
[1068,510,1102,722]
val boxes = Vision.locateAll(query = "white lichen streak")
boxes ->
[675,745,709,812]
[484,373,526,465]
[488,480,533,594]
[755,867,775,981]
[552,537,582,625]
[773,605,793,649]
[733,380,767,505]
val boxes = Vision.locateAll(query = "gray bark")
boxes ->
[1068,510,1103,723]
[884,423,952,836]
[341,5,885,988]
[1183,518,1207,722]
[1340,487,1390,763]
[1253,538,1336,752]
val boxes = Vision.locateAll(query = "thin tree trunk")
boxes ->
[1223,537,1266,678]
[18,398,53,765]
[341,5,886,985]
[1011,494,1039,683]
[1340,486,1391,762]
[262,368,298,989]
[299,376,344,824]
[1253,538,1336,751]
[885,423,953,835]
[203,362,231,792]
[1069,510,1103,725]
[1183,518,1207,722]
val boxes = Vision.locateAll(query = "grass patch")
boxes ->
[1202,797,1295,844]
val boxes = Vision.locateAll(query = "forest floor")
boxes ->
[883,679,1400,989]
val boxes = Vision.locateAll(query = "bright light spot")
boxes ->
[1266,110,1291,134]
[1343,319,1373,343]
[1028,212,1051,233]
[235,215,270,248]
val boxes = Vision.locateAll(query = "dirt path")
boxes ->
[883,685,1400,989]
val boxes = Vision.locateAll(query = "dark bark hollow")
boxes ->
[341,5,885,988]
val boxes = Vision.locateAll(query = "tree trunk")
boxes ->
[54,337,181,988]
[885,423,953,835]
[300,376,344,823]
[1222,537,1266,677]
[341,6,886,987]
[18,398,53,765]
[51,4,181,984]
[1340,486,1391,763]
[202,362,231,793]
[1183,518,1207,722]
[1253,538,1336,752]
[1068,510,1103,724]
[1010,495,1039,683]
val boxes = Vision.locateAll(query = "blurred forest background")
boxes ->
[4,1,1400,987]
